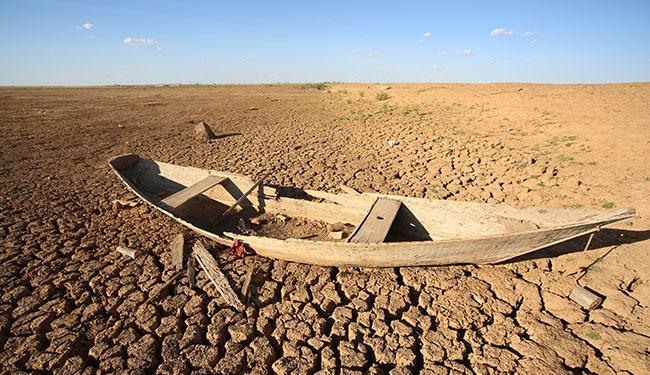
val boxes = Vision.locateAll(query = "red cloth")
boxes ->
[229,239,246,258]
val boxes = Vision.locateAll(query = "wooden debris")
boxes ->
[237,218,247,233]
[569,286,603,310]
[339,185,360,195]
[145,271,183,304]
[116,245,139,259]
[188,256,196,289]
[347,198,401,243]
[171,233,184,271]
[241,264,255,302]
[583,230,598,251]
[222,173,271,216]
[192,241,244,310]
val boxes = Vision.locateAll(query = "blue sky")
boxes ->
[1,0,649,85]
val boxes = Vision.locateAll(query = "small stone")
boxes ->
[193,121,216,141]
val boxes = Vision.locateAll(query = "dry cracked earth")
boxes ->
[1,83,649,374]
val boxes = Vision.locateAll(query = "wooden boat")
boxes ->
[109,154,635,267]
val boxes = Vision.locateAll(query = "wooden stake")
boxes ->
[583,230,597,251]
[569,286,603,310]
[171,233,185,271]
[192,241,244,310]
[241,264,255,302]
[188,256,196,289]
[221,173,271,216]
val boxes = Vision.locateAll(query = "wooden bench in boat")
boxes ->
[161,175,228,209]
[347,198,402,243]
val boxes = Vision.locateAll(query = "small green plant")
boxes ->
[358,91,365,97]
[537,181,545,187]
[346,99,352,104]
[381,103,390,113]
[602,202,615,209]
[337,89,348,95]
[376,91,389,101]
[586,330,600,340]
[645,176,650,181]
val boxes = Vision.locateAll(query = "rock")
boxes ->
[193,121,216,141]
[327,222,345,232]
[329,231,344,240]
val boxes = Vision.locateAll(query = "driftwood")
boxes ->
[116,245,140,259]
[145,271,183,304]
[112,199,139,208]
[171,233,184,271]
[192,241,244,310]
[347,198,401,243]
[222,173,271,216]
[569,286,603,310]
[109,153,637,267]
[188,256,197,289]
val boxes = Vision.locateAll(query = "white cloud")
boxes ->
[368,51,384,58]
[123,37,159,46]
[520,31,537,36]
[436,50,448,56]
[432,65,443,70]
[490,59,510,65]
[455,49,474,56]
[423,32,432,37]
[81,22,94,30]
[490,28,514,37]
[530,39,537,44]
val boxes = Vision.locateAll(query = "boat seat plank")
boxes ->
[161,175,228,209]
[348,198,402,243]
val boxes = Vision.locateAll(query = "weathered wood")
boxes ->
[145,271,183,304]
[109,153,637,267]
[188,256,196,289]
[348,198,401,243]
[116,245,139,259]
[192,241,244,310]
[170,233,184,271]
[583,231,596,251]
[569,286,603,310]
[222,173,270,216]
[161,175,228,209]
[340,184,360,195]
[241,264,254,302]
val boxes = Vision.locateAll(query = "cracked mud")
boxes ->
[1,83,649,374]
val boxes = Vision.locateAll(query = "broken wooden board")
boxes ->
[347,198,401,243]
[569,286,603,310]
[170,233,184,271]
[241,263,254,302]
[339,184,360,195]
[222,173,270,216]
[161,175,228,209]
[145,271,182,304]
[192,241,244,310]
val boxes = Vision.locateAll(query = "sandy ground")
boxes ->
[0,83,649,374]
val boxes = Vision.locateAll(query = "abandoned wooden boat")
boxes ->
[109,154,635,267]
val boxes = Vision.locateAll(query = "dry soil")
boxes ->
[0,83,649,374]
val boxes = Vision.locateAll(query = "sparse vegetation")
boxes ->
[376,91,389,101]
[337,89,348,95]
[586,330,601,340]
[602,201,615,209]
[303,82,328,90]
[358,91,365,97]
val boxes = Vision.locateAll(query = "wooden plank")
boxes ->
[348,198,401,243]
[192,241,244,310]
[222,173,270,216]
[161,175,228,209]
[170,233,184,271]
[340,184,360,195]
